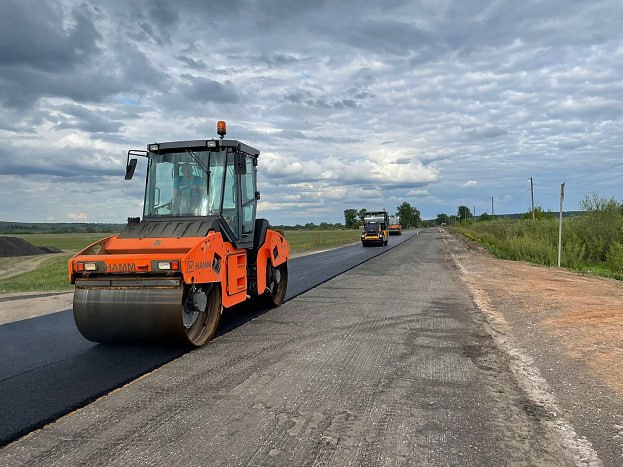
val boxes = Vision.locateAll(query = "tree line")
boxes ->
[0,222,125,234]
[343,202,422,229]
[435,205,568,226]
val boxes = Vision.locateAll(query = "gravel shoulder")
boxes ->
[443,229,623,465]
[0,291,73,326]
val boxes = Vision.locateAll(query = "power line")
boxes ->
[564,161,623,182]
[535,160,623,183]
[579,182,623,198]
[567,173,623,190]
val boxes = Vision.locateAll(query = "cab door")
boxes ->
[239,155,257,246]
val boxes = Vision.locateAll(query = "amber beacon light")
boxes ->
[217,120,227,138]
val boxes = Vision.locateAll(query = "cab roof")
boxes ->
[148,139,260,157]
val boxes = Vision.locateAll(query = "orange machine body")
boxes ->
[388,223,402,235]
[69,229,289,309]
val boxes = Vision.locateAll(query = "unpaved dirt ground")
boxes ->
[0,252,71,326]
[443,229,623,465]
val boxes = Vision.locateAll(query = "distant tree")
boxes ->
[457,206,472,222]
[344,209,358,228]
[397,202,421,228]
[357,208,367,224]
[436,213,449,225]
[479,212,491,221]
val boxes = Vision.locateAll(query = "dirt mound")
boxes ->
[0,237,62,257]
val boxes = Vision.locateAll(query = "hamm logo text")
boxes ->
[106,263,136,273]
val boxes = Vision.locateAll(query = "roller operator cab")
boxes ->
[69,121,289,347]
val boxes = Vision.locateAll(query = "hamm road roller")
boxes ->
[69,121,289,346]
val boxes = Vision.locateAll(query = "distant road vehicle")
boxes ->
[388,216,402,235]
[361,210,389,246]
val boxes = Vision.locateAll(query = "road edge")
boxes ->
[441,229,603,467]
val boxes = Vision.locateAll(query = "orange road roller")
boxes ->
[69,121,289,346]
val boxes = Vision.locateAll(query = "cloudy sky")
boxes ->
[1,0,622,225]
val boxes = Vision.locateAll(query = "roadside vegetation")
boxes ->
[283,229,361,252]
[452,194,623,280]
[0,230,362,293]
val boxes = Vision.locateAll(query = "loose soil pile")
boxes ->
[0,237,61,257]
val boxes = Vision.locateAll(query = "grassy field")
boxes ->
[0,229,362,293]
[283,229,361,252]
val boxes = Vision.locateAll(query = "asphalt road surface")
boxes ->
[0,229,580,465]
[0,232,416,447]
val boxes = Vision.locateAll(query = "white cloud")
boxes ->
[67,212,90,221]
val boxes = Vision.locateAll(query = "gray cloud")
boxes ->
[0,2,166,108]
[469,126,507,139]
[176,55,208,70]
[0,2,100,72]
[51,104,126,134]
[178,75,239,104]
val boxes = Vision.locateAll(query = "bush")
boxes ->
[606,242,623,273]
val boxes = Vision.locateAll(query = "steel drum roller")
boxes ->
[73,285,186,344]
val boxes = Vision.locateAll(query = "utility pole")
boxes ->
[557,182,565,267]
[491,196,495,220]
[530,177,535,222]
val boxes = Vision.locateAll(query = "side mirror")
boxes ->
[125,149,147,180]
[125,158,137,180]
[255,191,261,200]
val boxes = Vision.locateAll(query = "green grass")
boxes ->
[0,253,74,293]
[0,229,362,293]
[284,229,361,253]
